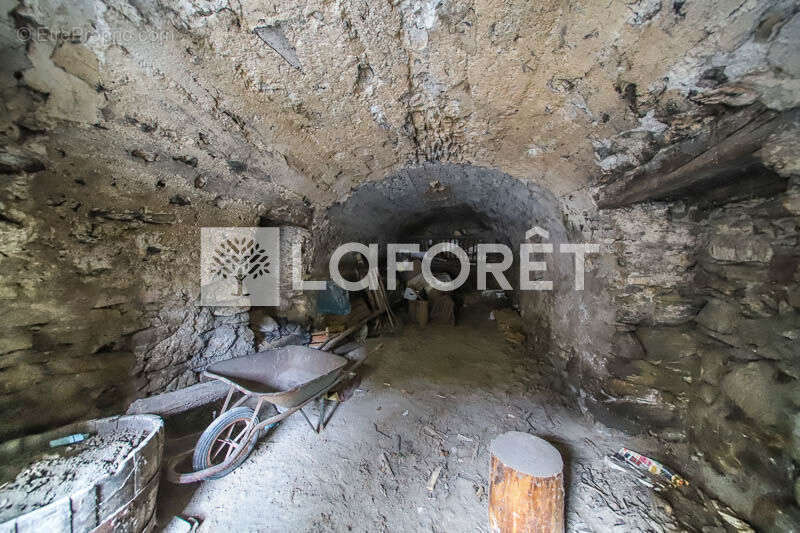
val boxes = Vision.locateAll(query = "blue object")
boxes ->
[316,283,351,315]
[49,433,89,447]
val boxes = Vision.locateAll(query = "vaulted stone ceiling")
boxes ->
[5,0,797,211]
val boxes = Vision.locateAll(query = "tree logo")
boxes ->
[201,228,280,306]
[210,237,270,296]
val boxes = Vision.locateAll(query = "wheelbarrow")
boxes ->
[165,344,366,483]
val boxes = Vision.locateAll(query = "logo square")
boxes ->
[201,227,280,306]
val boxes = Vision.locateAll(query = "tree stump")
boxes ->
[489,432,565,533]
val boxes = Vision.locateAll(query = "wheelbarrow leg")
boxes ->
[219,385,235,415]
[321,401,340,431]
[317,397,327,433]
[299,407,316,432]
[300,397,328,434]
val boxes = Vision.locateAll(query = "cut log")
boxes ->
[489,432,564,533]
[126,380,230,416]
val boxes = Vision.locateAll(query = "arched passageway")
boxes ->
[317,163,615,412]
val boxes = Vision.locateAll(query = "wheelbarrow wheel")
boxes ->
[193,406,261,479]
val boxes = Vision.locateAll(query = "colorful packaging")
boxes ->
[615,447,688,487]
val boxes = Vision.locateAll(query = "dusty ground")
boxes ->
[158,306,682,532]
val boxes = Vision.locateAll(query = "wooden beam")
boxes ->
[597,110,785,208]
[320,309,384,351]
[126,380,229,417]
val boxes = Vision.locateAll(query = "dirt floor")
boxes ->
[157,306,684,532]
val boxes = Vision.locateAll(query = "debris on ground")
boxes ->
[381,452,395,478]
[575,462,679,531]
[426,465,442,493]
[374,423,392,439]
[423,425,445,440]
[492,308,526,345]
[130,148,158,162]
[613,447,688,487]
[600,448,756,532]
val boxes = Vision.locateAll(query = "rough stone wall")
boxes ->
[131,303,254,396]
[575,181,800,529]
[690,184,800,528]
[0,0,315,440]
[0,157,264,439]
[578,202,700,432]
[0,151,311,440]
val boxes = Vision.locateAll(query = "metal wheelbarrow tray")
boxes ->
[204,345,348,408]
[166,345,358,484]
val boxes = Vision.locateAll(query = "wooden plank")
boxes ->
[320,309,384,351]
[597,110,784,208]
[12,498,70,533]
[97,456,135,519]
[69,484,98,531]
[126,380,229,416]
[93,470,160,533]
[332,341,364,355]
